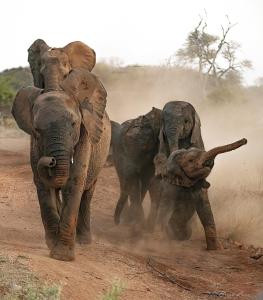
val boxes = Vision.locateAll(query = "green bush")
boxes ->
[102,279,125,300]
[0,77,15,106]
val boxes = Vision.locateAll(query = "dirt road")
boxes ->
[0,136,263,299]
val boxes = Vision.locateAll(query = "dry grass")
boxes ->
[0,254,61,300]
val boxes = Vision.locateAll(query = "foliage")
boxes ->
[0,67,33,108]
[0,77,15,106]
[170,17,252,82]
[102,279,125,300]
[0,255,61,300]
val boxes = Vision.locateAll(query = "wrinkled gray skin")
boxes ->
[147,101,205,231]
[111,108,162,226]
[12,40,110,261]
[155,138,247,250]
[111,101,204,230]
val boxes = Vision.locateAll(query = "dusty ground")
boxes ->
[1,135,263,300]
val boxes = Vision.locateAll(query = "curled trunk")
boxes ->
[37,156,69,188]
[38,130,71,188]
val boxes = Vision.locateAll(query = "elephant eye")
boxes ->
[185,119,189,124]
[72,121,76,127]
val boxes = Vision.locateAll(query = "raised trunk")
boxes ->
[201,138,247,164]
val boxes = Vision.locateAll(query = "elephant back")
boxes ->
[121,115,159,164]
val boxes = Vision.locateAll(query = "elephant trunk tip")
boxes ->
[38,157,56,168]
[201,137,248,164]
[240,138,247,145]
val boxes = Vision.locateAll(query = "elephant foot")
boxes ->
[206,238,221,250]
[77,232,92,245]
[114,211,133,225]
[165,224,192,241]
[145,217,156,233]
[50,242,75,261]
[114,213,121,226]
[130,223,144,238]
[204,226,220,250]
[45,233,57,250]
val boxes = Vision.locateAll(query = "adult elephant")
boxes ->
[111,107,162,227]
[28,39,95,90]
[12,67,111,261]
[147,100,204,230]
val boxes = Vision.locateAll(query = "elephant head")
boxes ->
[12,69,106,188]
[159,101,204,156]
[155,101,204,177]
[28,39,96,92]
[155,138,247,187]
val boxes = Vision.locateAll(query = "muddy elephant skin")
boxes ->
[156,139,247,250]
[111,108,162,226]
[12,41,110,261]
[147,101,205,231]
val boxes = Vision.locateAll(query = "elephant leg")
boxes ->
[36,184,60,249]
[76,181,96,244]
[50,131,90,261]
[145,176,162,232]
[31,139,59,249]
[166,200,195,241]
[114,187,129,225]
[196,190,218,250]
[129,177,144,225]
[157,183,175,229]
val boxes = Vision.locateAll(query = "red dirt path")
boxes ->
[0,137,263,299]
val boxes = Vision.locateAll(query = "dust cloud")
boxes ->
[99,64,263,247]
[2,64,263,248]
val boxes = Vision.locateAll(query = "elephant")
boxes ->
[154,138,247,250]
[12,45,111,261]
[112,101,204,230]
[155,100,204,172]
[28,39,95,91]
[146,100,204,230]
[111,107,162,227]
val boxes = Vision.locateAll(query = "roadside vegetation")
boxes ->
[0,254,61,300]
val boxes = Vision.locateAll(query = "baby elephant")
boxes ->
[155,138,247,250]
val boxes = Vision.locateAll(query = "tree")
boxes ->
[171,16,252,83]
[0,77,15,107]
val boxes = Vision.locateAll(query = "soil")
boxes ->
[1,136,263,300]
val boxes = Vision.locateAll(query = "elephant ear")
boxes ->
[61,69,106,144]
[81,78,106,143]
[63,41,96,71]
[12,87,42,135]
[190,111,205,150]
[28,39,50,88]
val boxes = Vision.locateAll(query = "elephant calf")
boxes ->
[155,138,247,250]
[111,108,162,226]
